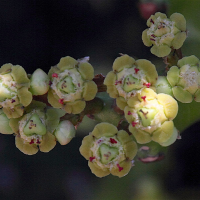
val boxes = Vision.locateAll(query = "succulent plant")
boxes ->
[80,122,138,178]
[104,54,158,110]
[0,63,32,118]
[124,88,178,145]
[167,55,200,103]
[142,12,187,57]
[48,56,97,114]
[9,100,71,155]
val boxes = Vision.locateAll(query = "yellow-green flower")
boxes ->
[167,55,200,103]
[9,101,66,155]
[0,63,32,118]
[142,12,187,57]
[125,88,178,145]
[80,122,138,178]
[48,56,97,114]
[104,54,158,110]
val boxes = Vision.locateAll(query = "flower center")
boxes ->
[123,75,143,92]
[23,113,46,136]
[99,143,119,165]
[138,107,158,127]
[57,76,75,94]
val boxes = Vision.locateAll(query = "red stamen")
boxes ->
[49,81,52,86]
[52,73,58,78]
[141,96,146,101]
[132,121,137,127]
[115,80,122,85]
[36,139,41,144]
[150,38,155,41]
[134,68,140,74]
[151,34,156,38]
[117,164,123,172]
[110,138,117,144]
[128,111,132,115]
[59,99,64,104]
[11,99,15,103]
[143,83,151,88]
[89,157,95,162]
[150,19,154,24]
[29,139,34,144]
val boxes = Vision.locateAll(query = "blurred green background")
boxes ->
[1,0,200,199]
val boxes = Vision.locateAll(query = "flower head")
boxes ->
[0,63,32,118]
[104,54,158,110]
[125,88,178,145]
[9,101,67,155]
[48,56,97,114]
[80,122,137,178]
[167,55,200,103]
[142,12,187,57]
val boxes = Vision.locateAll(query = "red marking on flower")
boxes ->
[59,99,64,104]
[128,111,132,115]
[78,83,80,87]
[110,138,117,144]
[151,34,156,38]
[89,157,95,162]
[141,96,146,101]
[29,139,34,144]
[115,80,122,85]
[49,81,52,86]
[132,121,137,127]
[150,38,155,41]
[117,164,123,172]
[143,83,151,88]
[52,73,58,78]
[150,19,154,24]
[11,99,15,103]
[97,139,102,144]
[36,139,41,144]
[134,68,140,74]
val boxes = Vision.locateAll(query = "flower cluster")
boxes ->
[48,56,97,114]
[80,122,137,178]
[142,12,187,57]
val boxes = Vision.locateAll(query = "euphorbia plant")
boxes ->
[0,11,199,178]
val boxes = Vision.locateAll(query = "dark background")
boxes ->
[0,0,200,199]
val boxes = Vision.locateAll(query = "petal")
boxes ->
[116,97,127,110]
[172,86,193,103]
[79,134,94,160]
[152,121,174,144]
[157,93,178,120]
[155,12,167,19]
[160,127,178,147]
[64,100,86,114]
[177,55,200,67]
[167,66,180,87]
[0,110,13,134]
[92,122,118,138]
[135,59,158,85]
[172,32,187,49]
[9,118,21,133]
[57,56,78,71]
[17,87,32,107]
[106,85,118,98]
[113,55,135,72]
[110,160,132,178]
[39,132,56,153]
[46,108,66,133]
[170,13,186,31]
[3,105,24,119]
[117,130,132,144]
[11,65,30,87]
[88,161,110,178]
[129,125,151,144]
[47,89,62,108]
[124,141,138,160]
[124,106,135,123]
[104,71,116,86]
[78,62,94,80]
[0,63,12,74]
[138,88,157,101]
[83,81,97,101]
[155,76,173,96]
[150,45,171,57]
[127,96,140,107]
[147,15,156,27]
[142,29,152,47]
[15,136,38,155]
